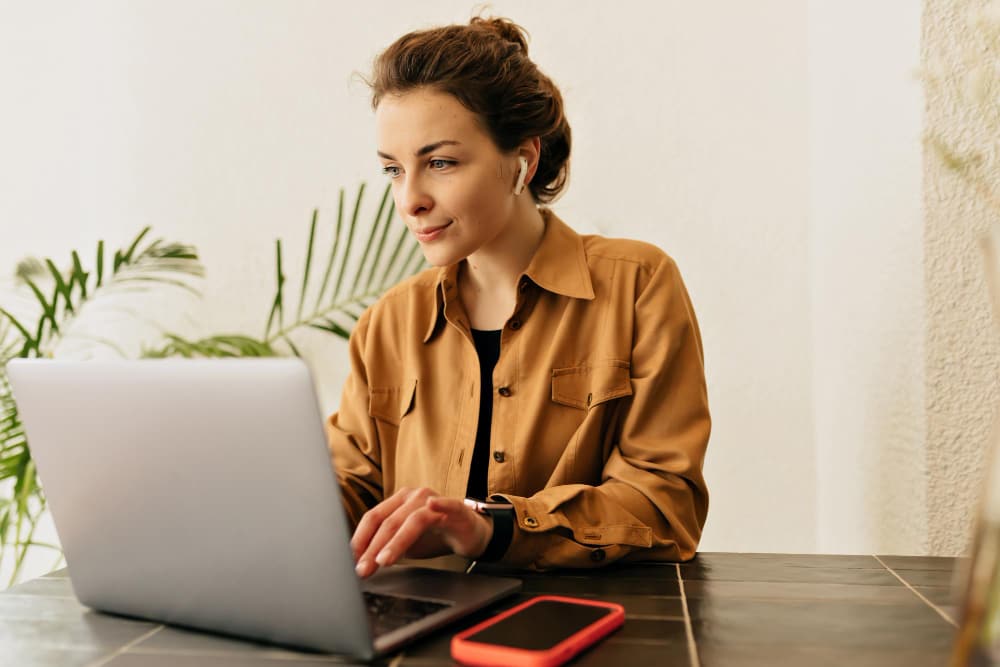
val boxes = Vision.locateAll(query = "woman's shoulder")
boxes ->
[356,265,439,331]
[580,233,676,275]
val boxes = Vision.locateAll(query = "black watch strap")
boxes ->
[478,507,514,562]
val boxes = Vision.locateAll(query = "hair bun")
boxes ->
[470,16,529,54]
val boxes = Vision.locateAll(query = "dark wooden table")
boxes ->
[0,553,961,666]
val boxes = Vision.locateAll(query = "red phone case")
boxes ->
[450,594,625,667]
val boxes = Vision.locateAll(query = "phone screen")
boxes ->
[463,599,614,651]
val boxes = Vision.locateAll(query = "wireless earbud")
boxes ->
[513,156,528,196]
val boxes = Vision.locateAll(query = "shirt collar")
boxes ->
[422,208,595,343]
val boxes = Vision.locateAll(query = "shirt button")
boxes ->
[586,393,592,407]
[498,386,512,397]
[590,548,606,562]
[493,451,505,463]
[509,319,522,330]
[524,516,539,528]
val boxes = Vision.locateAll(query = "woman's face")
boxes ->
[375,88,521,267]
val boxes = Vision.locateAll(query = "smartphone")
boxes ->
[450,595,625,667]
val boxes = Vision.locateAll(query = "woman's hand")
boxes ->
[351,487,494,578]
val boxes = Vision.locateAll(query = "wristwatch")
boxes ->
[463,498,515,515]
[463,497,515,562]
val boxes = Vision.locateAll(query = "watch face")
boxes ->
[463,498,514,514]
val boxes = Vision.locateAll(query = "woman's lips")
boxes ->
[413,221,452,242]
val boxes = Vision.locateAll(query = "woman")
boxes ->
[326,16,710,577]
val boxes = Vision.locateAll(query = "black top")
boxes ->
[466,328,502,500]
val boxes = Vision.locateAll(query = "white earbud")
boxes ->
[513,156,528,196]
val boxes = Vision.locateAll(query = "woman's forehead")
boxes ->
[375,90,489,152]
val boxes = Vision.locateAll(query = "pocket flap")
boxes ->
[551,361,632,410]
[368,378,417,425]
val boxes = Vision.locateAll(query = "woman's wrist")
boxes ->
[475,514,495,559]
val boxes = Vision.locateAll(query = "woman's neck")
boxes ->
[461,206,546,296]
[458,205,546,330]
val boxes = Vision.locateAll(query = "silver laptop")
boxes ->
[6,358,521,659]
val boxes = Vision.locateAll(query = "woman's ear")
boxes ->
[515,136,542,193]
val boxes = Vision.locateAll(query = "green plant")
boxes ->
[144,182,426,357]
[0,230,204,586]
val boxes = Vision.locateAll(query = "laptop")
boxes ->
[5,358,521,660]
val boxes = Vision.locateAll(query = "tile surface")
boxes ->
[0,553,962,666]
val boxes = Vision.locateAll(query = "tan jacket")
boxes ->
[326,208,710,570]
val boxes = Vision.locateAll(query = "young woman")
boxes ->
[326,16,710,577]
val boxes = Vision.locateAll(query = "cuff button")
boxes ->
[590,548,606,562]
[524,516,539,528]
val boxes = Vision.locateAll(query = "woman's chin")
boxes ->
[420,246,466,268]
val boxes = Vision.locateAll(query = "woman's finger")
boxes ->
[356,489,436,577]
[351,487,415,560]
[372,506,447,569]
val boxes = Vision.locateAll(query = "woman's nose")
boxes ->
[400,176,433,217]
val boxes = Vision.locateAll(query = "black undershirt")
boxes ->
[466,328,502,500]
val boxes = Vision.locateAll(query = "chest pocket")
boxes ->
[551,361,632,410]
[368,378,417,425]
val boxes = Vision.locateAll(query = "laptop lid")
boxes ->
[5,358,519,658]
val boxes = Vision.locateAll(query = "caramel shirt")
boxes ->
[326,208,710,570]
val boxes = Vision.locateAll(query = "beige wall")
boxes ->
[923,0,1000,556]
[0,0,966,584]
[810,2,928,555]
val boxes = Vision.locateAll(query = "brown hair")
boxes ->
[366,16,571,204]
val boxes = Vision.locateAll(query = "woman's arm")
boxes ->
[325,310,386,529]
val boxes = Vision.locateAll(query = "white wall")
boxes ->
[0,0,934,585]
[809,3,927,554]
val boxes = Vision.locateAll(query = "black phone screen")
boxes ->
[464,599,614,651]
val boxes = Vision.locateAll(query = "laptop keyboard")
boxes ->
[363,591,452,638]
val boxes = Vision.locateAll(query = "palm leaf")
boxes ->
[314,188,345,313]
[332,183,366,305]
[144,334,277,358]
[152,181,428,360]
[287,181,427,343]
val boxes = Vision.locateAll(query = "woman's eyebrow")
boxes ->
[377,140,462,160]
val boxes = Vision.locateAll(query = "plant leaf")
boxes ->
[44,259,74,317]
[309,319,351,339]
[265,240,285,339]
[70,251,89,301]
[95,239,105,288]
[315,188,345,312]
[332,183,365,305]
[145,334,277,359]
[351,184,390,296]
[378,223,411,290]
[365,194,396,291]
[297,209,318,322]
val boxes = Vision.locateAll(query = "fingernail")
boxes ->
[375,549,391,566]
[355,560,369,577]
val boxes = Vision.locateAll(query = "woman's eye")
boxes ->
[429,159,454,170]
[381,165,401,178]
